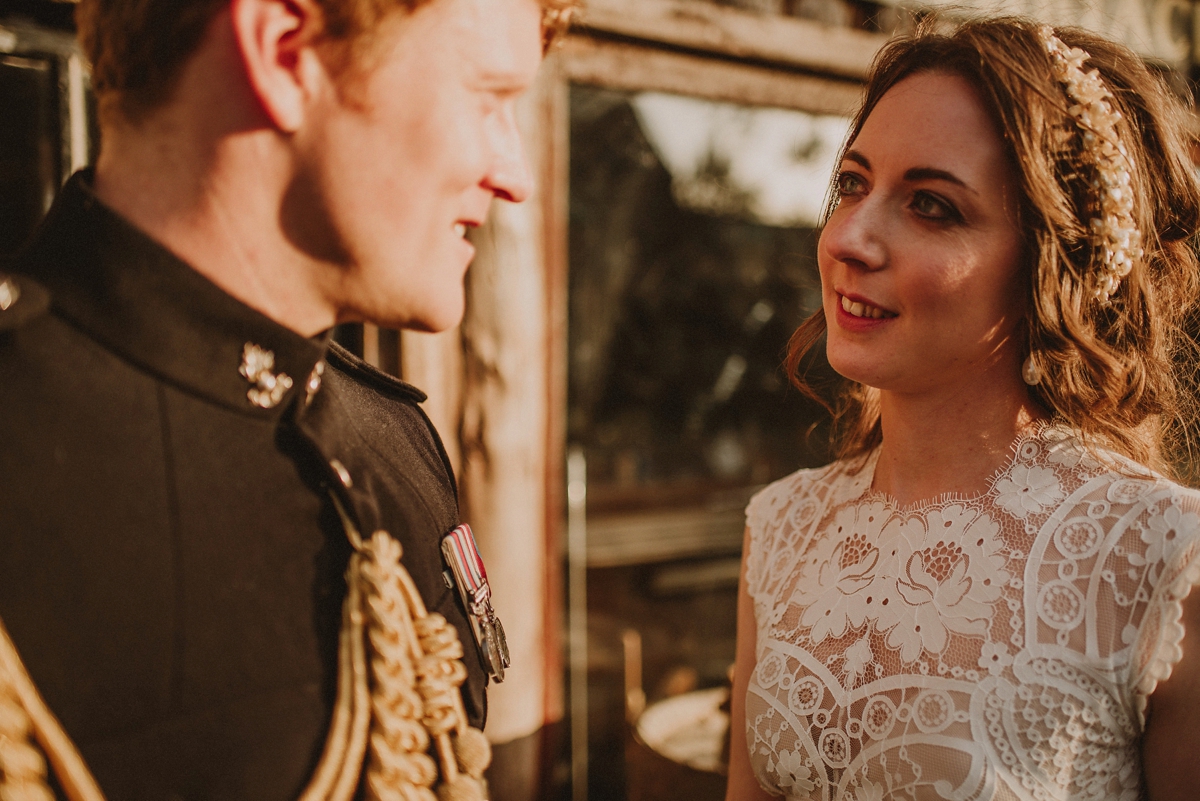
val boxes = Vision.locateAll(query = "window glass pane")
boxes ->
[0,53,59,257]
[570,85,848,519]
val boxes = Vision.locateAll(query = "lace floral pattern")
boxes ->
[743,425,1200,800]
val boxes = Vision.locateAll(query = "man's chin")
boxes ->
[363,299,466,334]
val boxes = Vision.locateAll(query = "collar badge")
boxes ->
[0,277,19,311]
[239,343,293,409]
[305,361,325,406]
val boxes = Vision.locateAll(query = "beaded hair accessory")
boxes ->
[1039,25,1143,304]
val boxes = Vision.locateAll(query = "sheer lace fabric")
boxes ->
[743,425,1200,801]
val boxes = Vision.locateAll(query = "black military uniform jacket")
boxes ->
[0,172,487,800]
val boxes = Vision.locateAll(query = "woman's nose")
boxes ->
[820,197,887,272]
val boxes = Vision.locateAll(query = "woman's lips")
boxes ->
[839,294,895,319]
[834,293,896,330]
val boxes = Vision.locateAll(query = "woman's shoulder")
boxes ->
[1035,422,1200,503]
[745,454,874,536]
[1030,426,1200,658]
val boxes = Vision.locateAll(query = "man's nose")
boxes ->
[484,105,534,204]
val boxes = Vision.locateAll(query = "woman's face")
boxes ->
[818,70,1027,395]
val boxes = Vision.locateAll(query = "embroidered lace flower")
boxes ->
[791,503,887,643]
[774,750,816,793]
[994,463,1064,517]
[1040,26,1143,303]
[877,505,1010,662]
[1142,502,1199,564]
[978,641,1014,675]
[851,779,886,801]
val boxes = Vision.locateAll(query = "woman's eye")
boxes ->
[836,171,866,197]
[912,191,960,222]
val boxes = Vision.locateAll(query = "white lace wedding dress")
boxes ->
[743,424,1200,801]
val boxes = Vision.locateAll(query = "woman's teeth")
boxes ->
[841,295,891,319]
[454,223,467,237]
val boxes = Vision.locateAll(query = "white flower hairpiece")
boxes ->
[1039,25,1143,304]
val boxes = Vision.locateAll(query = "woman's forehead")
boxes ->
[853,71,1012,187]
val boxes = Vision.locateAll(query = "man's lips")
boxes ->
[454,219,483,238]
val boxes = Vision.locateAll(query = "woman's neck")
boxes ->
[871,379,1047,507]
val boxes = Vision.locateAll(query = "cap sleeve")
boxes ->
[743,462,846,641]
[1129,486,1200,726]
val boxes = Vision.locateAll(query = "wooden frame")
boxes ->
[575,0,884,79]
[561,34,864,116]
[0,17,92,204]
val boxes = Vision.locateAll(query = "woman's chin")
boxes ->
[825,351,891,389]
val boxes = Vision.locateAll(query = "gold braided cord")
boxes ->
[0,618,103,801]
[338,496,492,801]
[299,563,372,801]
[0,500,490,801]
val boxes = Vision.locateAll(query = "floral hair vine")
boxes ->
[1038,25,1143,304]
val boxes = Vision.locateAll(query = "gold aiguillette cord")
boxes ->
[0,494,490,801]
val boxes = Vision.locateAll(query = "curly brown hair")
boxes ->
[787,16,1200,477]
[76,0,577,121]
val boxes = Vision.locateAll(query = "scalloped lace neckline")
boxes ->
[854,420,1054,515]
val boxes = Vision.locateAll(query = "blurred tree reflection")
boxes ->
[569,85,839,507]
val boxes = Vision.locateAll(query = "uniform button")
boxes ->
[305,362,325,405]
[0,277,19,311]
[330,459,353,488]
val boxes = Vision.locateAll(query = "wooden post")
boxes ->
[400,328,464,478]
[400,52,568,801]
[362,323,381,370]
[457,52,566,754]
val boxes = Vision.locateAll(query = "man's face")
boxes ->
[291,0,544,332]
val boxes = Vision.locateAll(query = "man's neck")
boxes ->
[90,25,342,340]
[871,362,1046,507]
[93,126,339,339]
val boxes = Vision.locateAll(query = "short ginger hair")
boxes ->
[76,0,575,121]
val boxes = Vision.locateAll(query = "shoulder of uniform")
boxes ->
[0,272,51,332]
[325,340,428,405]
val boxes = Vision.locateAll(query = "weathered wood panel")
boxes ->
[538,53,570,726]
[575,0,886,79]
[562,34,864,116]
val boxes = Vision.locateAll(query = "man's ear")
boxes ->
[229,0,328,133]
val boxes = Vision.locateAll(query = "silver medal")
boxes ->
[441,524,511,682]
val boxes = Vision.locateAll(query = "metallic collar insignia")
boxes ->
[0,277,19,311]
[305,361,325,406]
[239,343,293,409]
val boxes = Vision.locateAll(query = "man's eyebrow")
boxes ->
[477,73,524,87]
[472,67,533,92]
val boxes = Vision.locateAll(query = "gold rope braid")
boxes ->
[0,615,105,801]
[0,498,491,801]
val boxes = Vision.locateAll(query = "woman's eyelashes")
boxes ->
[911,190,963,223]
[836,170,867,198]
[835,170,965,225]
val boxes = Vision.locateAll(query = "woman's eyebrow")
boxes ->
[904,167,975,194]
[844,150,977,195]
[844,150,871,170]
